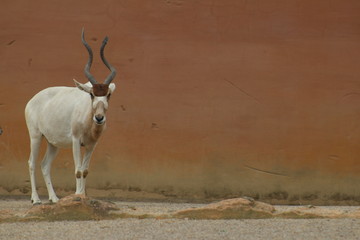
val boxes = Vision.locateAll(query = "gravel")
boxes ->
[0,199,360,239]
[1,218,360,240]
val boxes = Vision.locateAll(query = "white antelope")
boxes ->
[25,29,117,205]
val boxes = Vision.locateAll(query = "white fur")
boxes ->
[25,81,115,204]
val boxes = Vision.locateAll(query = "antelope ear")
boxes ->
[109,83,116,93]
[73,79,92,93]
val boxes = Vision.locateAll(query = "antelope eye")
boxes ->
[90,93,94,100]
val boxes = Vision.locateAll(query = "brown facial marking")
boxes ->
[83,170,89,178]
[76,171,82,179]
[92,84,109,96]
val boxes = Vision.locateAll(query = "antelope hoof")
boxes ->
[32,200,42,206]
[75,190,86,195]
[31,196,42,205]
[49,197,59,204]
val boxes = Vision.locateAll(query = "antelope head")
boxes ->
[74,28,117,126]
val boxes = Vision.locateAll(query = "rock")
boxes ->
[24,194,118,221]
[173,198,275,219]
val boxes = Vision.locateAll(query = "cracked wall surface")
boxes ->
[1,0,360,203]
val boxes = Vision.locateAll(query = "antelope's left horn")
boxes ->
[100,36,117,85]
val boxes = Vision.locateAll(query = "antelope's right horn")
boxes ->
[81,28,98,85]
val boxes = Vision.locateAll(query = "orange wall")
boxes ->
[1,0,360,203]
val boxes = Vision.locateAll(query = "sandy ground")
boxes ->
[1,218,360,240]
[0,198,360,240]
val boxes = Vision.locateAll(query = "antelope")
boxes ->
[25,29,117,205]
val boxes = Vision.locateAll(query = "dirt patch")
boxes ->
[171,198,360,220]
[2,196,360,222]
[276,206,360,219]
[172,198,360,220]
[0,194,118,222]
[172,197,275,219]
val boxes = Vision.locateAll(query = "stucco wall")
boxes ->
[1,0,360,203]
